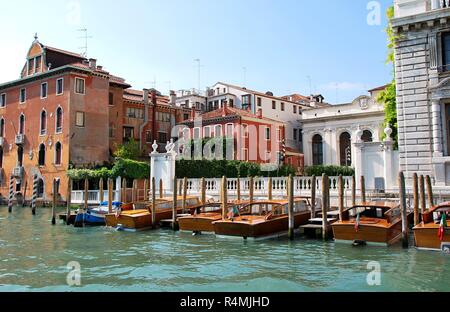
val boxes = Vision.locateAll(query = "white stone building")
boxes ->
[393,0,450,186]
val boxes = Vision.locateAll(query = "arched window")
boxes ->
[312,134,323,165]
[361,130,373,143]
[55,142,62,165]
[0,147,3,168]
[56,107,63,133]
[19,114,25,135]
[38,144,45,166]
[40,110,47,135]
[339,132,352,166]
[0,118,4,137]
[17,146,23,167]
[37,178,44,198]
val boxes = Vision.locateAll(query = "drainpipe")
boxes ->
[139,89,150,152]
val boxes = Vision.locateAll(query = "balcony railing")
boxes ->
[433,0,450,10]
[15,134,25,145]
[13,166,24,179]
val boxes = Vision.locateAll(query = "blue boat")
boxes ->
[74,201,122,227]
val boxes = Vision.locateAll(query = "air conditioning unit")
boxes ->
[0,137,4,147]
[13,167,24,179]
[15,134,25,145]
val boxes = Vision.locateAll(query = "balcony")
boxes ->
[394,0,450,18]
[13,166,24,179]
[15,134,25,145]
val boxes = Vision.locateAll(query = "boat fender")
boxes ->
[116,224,124,232]
[192,231,201,236]
[352,240,367,247]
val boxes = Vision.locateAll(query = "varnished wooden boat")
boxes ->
[105,196,200,231]
[332,201,409,246]
[178,201,249,234]
[414,203,449,251]
[212,198,312,239]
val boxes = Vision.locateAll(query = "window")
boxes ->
[55,107,63,133]
[226,124,234,138]
[293,105,297,114]
[145,130,152,143]
[123,127,134,141]
[272,101,276,110]
[17,146,24,167]
[257,97,262,107]
[38,144,45,166]
[184,100,189,107]
[41,82,48,99]
[19,114,25,135]
[183,113,189,120]
[40,110,47,135]
[361,130,373,143]
[109,124,116,138]
[223,88,226,93]
[215,125,222,137]
[35,56,42,72]
[208,101,213,111]
[242,124,249,138]
[193,127,201,139]
[242,95,251,110]
[126,107,144,119]
[340,132,352,166]
[229,99,234,107]
[0,147,3,168]
[158,132,167,144]
[0,93,5,108]
[28,58,35,75]
[281,102,285,111]
[20,88,26,103]
[109,92,114,105]
[55,142,62,165]
[293,129,298,141]
[0,119,4,137]
[156,112,171,122]
[214,101,219,110]
[312,134,323,165]
[204,126,211,138]
[265,127,271,140]
[75,112,85,127]
[220,99,226,108]
[56,78,64,95]
[37,179,44,198]
[75,78,85,94]
[442,33,450,71]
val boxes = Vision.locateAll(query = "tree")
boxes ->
[113,138,140,160]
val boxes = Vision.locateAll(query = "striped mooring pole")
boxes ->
[8,175,14,213]
[31,175,38,215]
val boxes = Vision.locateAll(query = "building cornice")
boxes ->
[392,7,450,33]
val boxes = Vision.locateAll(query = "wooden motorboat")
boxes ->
[212,198,312,239]
[331,201,410,246]
[414,202,449,251]
[104,196,200,231]
[178,200,248,234]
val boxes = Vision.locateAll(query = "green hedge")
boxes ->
[304,165,354,177]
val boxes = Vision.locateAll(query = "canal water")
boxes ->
[0,206,449,292]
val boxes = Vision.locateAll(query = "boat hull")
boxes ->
[178,213,222,233]
[414,223,449,251]
[332,221,402,246]
[213,212,311,239]
[74,212,106,226]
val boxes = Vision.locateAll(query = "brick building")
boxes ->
[0,37,188,202]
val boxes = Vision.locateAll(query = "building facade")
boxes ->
[392,0,450,186]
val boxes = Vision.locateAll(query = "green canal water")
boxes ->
[0,206,449,292]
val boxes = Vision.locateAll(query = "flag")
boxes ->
[355,213,361,233]
[438,214,447,242]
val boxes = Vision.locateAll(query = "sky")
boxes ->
[0,0,393,104]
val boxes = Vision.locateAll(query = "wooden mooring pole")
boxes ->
[419,175,426,215]
[66,178,72,225]
[172,178,178,231]
[288,175,295,240]
[237,178,241,202]
[108,179,113,214]
[84,178,89,211]
[351,175,356,207]
[425,175,433,209]
[132,179,138,203]
[51,179,57,225]
[151,177,156,227]
[201,177,206,205]
[8,175,14,213]
[144,179,149,202]
[182,177,188,214]
[249,177,254,204]
[31,174,38,215]
[160,179,164,199]
[311,175,316,218]
[222,176,227,220]
[99,178,104,204]
[360,176,366,203]
[413,173,420,226]
[338,175,344,222]
[398,171,409,248]
[268,177,273,201]
[121,178,127,203]
[321,174,329,240]
[22,179,28,207]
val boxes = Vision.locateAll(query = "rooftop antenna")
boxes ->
[194,59,203,94]
[33,33,39,42]
[242,67,247,87]
[78,28,92,58]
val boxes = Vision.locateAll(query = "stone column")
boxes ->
[353,129,364,184]
[431,99,443,157]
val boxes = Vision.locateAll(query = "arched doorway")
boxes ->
[339,132,352,166]
[17,146,24,167]
[38,144,45,166]
[312,134,323,165]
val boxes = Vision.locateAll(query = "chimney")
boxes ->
[170,90,176,106]
[257,109,263,119]
[150,89,157,105]
[143,89,150,106]
[97,65,103,71]
[191,107,196,120]
[222,100,228,117]
[89,58,97,70]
